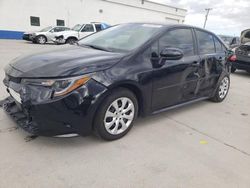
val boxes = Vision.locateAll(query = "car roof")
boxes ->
[122,22,217,35]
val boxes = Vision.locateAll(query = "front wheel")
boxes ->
[36,35,47,44]
[211,76,230,102]
[94,88,138,141]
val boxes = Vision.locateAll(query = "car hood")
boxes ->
[6,45,124,78]
[34,32,48,35]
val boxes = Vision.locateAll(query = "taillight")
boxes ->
[229,54,237,62]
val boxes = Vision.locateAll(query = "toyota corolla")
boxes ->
[2,23,231,140]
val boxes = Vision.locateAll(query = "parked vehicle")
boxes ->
[230,42,250,73]
[229,29,250,73]
[218,35,240,49]
[23,26,70,44]
[53,22,110,44]
[240,29,250,44]
[3,23,231,140]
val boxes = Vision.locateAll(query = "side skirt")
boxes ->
[152,97,209,115]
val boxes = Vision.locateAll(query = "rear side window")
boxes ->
[81,24,94,32]
[196,30,215,54]
[214,37,224,53]
[159,28,194,56]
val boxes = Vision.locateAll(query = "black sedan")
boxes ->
[2,23,231,140]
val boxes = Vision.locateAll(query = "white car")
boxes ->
[53,23,110,44]
[23,26,70,44]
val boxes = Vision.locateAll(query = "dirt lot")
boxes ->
[0,39,250,188]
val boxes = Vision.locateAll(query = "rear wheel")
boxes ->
[211,76,230,102]
[94,88,138,141]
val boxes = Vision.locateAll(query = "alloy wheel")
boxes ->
[218,77,229,99]
[38,36,46,44]
[104,97,135,135]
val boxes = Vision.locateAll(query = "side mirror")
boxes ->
[160,47,184,60]
[50,30,54,33]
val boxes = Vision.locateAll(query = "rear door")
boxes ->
[195,29,225,96]
[152,27,201,111]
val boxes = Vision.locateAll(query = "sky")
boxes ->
[152,0,250,36]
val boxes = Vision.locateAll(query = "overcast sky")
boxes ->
[152,0,250,36]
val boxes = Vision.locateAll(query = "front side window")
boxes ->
[196,30,215,54]
[159,28,195,56]
[30,16,40,26]
[81,24,94,32]
[52,27,68,32]
[52,27,61,32]
[78,24,162,52]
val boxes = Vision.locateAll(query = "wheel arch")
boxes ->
[36,34,47,42]
[66,36,78,42]
[107,81,145,116]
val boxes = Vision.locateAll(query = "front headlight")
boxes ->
[22,75,91,98]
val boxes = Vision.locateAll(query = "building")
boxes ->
[0,0,187,39]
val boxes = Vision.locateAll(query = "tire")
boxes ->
[36,35,47,44]
[246,70,250,74]
[94,88,138,141]
[211,76,230,102]
[66,38,77,44]
[231,67,236,73]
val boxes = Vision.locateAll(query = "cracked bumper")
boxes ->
[1,79,108,136]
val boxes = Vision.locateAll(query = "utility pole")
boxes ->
[203,8,212,28]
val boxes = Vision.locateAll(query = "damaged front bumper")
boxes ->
[1,97,39,135]
[53,35,66,44]
[1,76,108,136]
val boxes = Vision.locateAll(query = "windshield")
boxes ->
[39,26,53,32]
[78,23,163,52]
[72,24,83,31]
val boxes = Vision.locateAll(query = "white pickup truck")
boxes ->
[54,23,110,44]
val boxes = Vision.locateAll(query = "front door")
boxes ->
[151,28,201,111]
